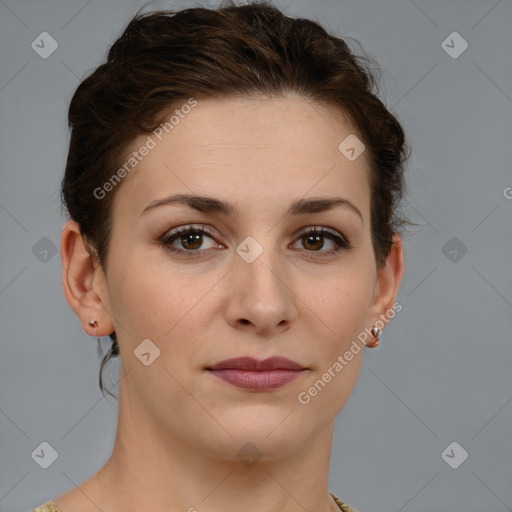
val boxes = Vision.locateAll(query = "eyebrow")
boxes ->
[140,193,363,223]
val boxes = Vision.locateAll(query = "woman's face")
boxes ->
[87,95,403,460]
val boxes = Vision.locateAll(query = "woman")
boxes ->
[34,1,407,511]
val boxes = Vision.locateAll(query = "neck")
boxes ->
[86,379,339,512]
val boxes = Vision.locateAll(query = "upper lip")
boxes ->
[206,357,306,371]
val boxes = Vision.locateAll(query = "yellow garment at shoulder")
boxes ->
[33,495,360,512]
[32,501,63,512]
[331,492,360,512]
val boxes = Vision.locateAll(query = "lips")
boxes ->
[206,357,307,391]
[207,357,305,371]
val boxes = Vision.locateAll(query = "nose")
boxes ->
[223,247,298,337]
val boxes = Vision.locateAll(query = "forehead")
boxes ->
[112,95,371,220]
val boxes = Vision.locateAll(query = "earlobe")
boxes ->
[61,220,114,337]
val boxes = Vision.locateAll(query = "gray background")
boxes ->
[1,1,511,511]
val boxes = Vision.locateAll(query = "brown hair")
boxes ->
[61,0,410,399]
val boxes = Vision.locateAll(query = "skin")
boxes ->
[57,94,404,512]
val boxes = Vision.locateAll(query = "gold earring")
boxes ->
[88,320,98,328]
[369,326,382,347]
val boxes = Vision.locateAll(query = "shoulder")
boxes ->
[330,492,361,512]
[32,502,63,512]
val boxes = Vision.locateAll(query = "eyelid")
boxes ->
[295,225,347,240]
[162,223,218,239]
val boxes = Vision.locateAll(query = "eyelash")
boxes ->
[159,224,352,259]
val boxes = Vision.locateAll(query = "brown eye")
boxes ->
[291,227,351,258]
[302,233,324,251]
[160,225,222,257]
[180,232,203,250]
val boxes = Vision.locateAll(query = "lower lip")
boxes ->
[207,369,305,391]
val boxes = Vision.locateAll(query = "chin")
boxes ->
[198,407,318,462]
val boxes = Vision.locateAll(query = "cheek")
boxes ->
[303,267,375,337]
[106,255,221,350]
[298,355,363,425]
[295,277,369,416]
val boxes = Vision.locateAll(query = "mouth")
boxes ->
[205,357,308,391]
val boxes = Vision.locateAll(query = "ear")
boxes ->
[61,220,114,337]
[368,233,405,330]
